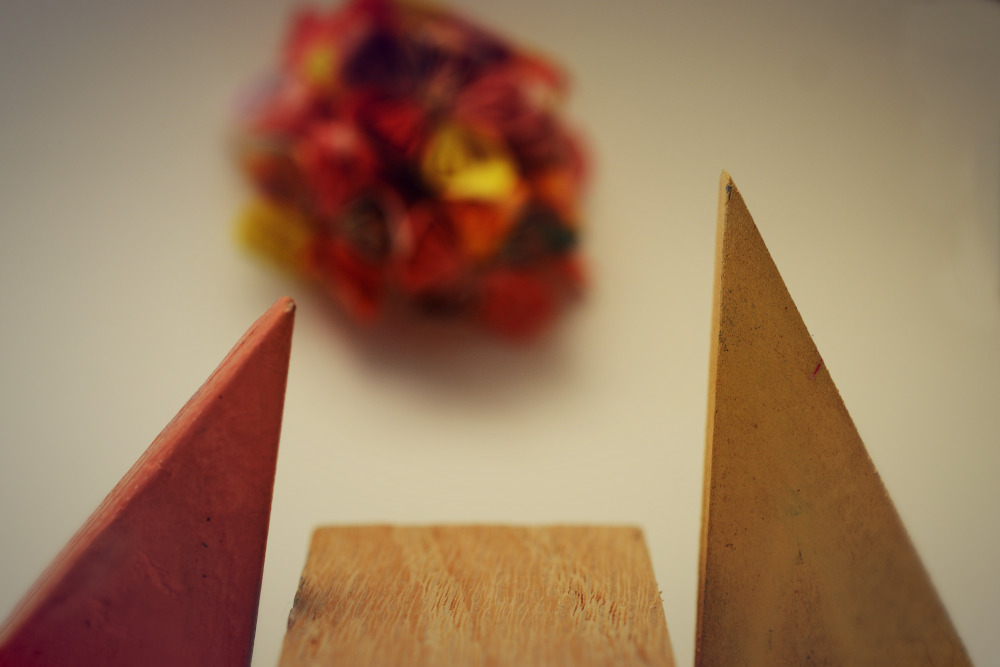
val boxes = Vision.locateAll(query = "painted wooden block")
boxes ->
[279,525,675,667]
[0,298,295,667]
[696,173,971,666]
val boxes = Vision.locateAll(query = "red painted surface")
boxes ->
[0,298,296,667]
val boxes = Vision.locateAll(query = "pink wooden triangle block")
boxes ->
[0,297,296,666]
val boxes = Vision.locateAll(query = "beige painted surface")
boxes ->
[696,174,971,666]
[280,525,674,667]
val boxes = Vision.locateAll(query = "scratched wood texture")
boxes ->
[696,172,971,666]
[279,525,675,667]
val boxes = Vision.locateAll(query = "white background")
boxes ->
[1,1,997,665]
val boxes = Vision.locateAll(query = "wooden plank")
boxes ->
[279,525,675,667]
[696,173,971,665]
[0,298,296,667]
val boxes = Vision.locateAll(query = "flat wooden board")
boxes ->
[280,525,675,667]
[696,173,970,665]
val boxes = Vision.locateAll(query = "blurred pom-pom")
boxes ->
[234,0,587,341]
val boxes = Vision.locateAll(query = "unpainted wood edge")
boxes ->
[695,170,733,661]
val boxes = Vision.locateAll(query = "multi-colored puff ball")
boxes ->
[234,0,587,340]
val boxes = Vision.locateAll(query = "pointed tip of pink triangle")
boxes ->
[0,298,296,667]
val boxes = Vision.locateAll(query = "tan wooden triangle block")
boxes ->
[0,298,296,667]
[279,525,675,667]
[696,173,971,665]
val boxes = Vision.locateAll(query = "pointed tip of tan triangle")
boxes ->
[0,297,296,667]
[697,176,970,666]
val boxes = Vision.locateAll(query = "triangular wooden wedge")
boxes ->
[696,173,970,665]
[0,297,296,667]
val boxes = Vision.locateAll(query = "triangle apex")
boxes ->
[719,171,740,207]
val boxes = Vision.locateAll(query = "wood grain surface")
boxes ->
[696,173,971,666]
[279,525,675,667]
